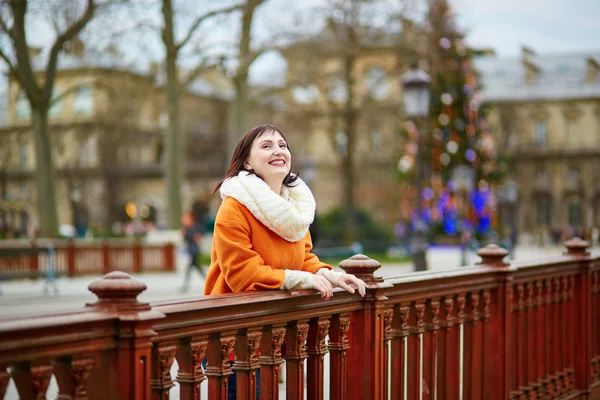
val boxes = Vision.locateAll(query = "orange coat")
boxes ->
[204,197,330,295]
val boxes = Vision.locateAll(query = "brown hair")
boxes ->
[212,124,299,195]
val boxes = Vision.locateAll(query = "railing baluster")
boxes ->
[258,325,286,400]
[407,301,425,400]
[463,291,481,400]
[423,298,440,400]
[233,329,262,400]
[442,295,460,400]
[328,314,351,400]
[0,366,8,399]
[534,280,545,398]
[284,320,309,400]
[525,282,537,397]
[11,362,53,400]
[54,356,95,400]
[390,304,409,399]
[382,309,393,400]
[205,333,236,400]
[591,271,599,383]
[553,277,564,395]
[567,275,576,388]
[543,278,553,397]
[560,276,570,393]
[151,344,176,400]
[306,317,330,400]
[176,338,207,400]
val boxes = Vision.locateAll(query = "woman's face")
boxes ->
[245,130,291,183]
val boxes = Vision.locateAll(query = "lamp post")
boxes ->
[401,63,431,271]
[501,179,519,258]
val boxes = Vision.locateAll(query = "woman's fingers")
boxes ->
[312,275,333,300]
[337,275,367,297]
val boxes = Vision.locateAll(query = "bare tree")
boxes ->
[159,0,241,229]
[282,0,415,243]
[0,0,99,237]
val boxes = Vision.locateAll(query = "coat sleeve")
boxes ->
[213,206,286,292]
[300,231,332,274]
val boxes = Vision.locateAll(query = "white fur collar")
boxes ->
[220,172,316,242]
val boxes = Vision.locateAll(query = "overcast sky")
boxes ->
[451,0,600,57]
[1,0,599,91]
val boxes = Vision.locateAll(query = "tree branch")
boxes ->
[0,47,18,78]
[175,3,243,52]
[179,60,221,91]
[0,14,13,38]
[44,0,96,101]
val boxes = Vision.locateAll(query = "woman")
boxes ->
[204,124,367,299]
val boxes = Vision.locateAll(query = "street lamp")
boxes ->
[401,63,431,271]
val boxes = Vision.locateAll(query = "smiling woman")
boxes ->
[204,124,367,398]
[206,124,366,300]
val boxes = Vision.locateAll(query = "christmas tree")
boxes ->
[398,0,502,239]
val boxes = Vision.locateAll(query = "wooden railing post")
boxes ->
[476,244,512,400]
[30,240,39,276]
[564,238,593,396]
[102,241,111,275]
[86,271,165,400]
[133,239,142,274]
[340,254,392,400]
[66,239,76,276]
[164,243,175,272]
[327,314,351,400]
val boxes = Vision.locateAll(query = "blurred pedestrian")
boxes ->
[180,211,205,293]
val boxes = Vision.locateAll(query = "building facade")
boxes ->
[0,48,230,235]
[281,31,416,228]
[477,47,600,242]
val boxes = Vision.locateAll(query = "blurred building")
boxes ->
[280,25,418,227]
[0,45,231,234]
[477,47,600,242]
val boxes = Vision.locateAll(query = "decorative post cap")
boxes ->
[564,237,590,257]
[476,244,509,267]
[87,271,149,311]
[339,254,384,284]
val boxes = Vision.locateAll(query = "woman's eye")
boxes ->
[280,144,287,148]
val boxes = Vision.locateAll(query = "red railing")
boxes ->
[0,239,176,277]
[0,238,598,399]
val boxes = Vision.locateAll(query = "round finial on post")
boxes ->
[339,254,383,284]
[564,237,590,257]
[87,271,149,311]
[477,244,509,267]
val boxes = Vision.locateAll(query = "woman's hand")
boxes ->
[312,274,334,300]
[336,274,367,297]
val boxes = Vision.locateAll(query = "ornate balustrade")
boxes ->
[0,239,597,399]
[0,239,175,277]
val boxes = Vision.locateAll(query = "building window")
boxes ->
[78,136,97,167]
[567,166,580,181]
[365,67,389,100]
[329,73,348,103]
[19,144,28,168]
[568,198,583,228]
[536,196,551,227]
[16,91,31,120]
[534,121,547,147]
[370,129,383,151]
[74,85,94,115]
[535,166,547,181]
[335,131,348,156]
[292,85,319,104]
[48,88,62,118]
